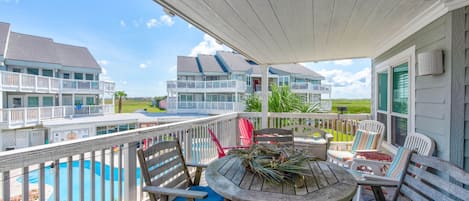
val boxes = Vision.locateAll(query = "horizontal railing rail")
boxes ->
[0,112,239,201]
[167,101,246,114]
[167,80,246,91]
[0,104,115,127]
[0,71,115,93]
[290,82,331,93]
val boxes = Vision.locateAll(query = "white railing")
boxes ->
[167,80,246,92]
[290,82,331,93]
[0,71,115,93]
[0,112,370,201]
[0,104,115,128]
[167,101,245,114]
[319,100,332,111]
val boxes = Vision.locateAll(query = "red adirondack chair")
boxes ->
[208,128,249,158]
[238,118,253,146]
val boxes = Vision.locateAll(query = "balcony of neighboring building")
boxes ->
[167,79,246,93]
[290,82,331,94]
[0,71,115,94]
[165,96,245,114]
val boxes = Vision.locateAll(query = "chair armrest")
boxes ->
[222,145,250,150]
[358,175,399,187]
[186,163,208,169]
[351,158,391,175]
[142,186,208,199]
[354,149,379,153]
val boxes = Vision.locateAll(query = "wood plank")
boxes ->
[309,161,328,188]
[402,175,453,201]
[411,154,469,185]
[239,170,254,189]
[317,162,337,185]
[261,180,282,193]
[231,161,246,185]
[149,157,182,178]
[225,158,241,180]
[144,141,178,158]
[22,167,29,201]
[282,182,296,195]
[90,153,95,201]
[250,175,263,191]
[303,162,319,192]
[407,165,469,200]
[218,157,237,176]
[146,149,179,168]
[153,165,185,186]
[399,184,430,201]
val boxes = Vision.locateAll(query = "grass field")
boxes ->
[330,99,370,114]
[106,99,165,113]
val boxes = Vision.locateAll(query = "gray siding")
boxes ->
[464,7,469,172]
[373,13,452,160]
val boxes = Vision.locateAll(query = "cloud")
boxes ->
[168,65,177,73]
[317,67,371,99]
[98,59,109,66]
[189,34,231,56]
[188,24,194,29]
[160,15,174,26]
[120,20,126,27]
[99,67,112,81]
[146,19,158,28]
[333,59,353,66]
[139,63,147,69]
[122,80,128,85]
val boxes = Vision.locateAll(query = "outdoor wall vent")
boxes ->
[417,50,444,76]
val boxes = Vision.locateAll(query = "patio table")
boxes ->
[205,155,357,201]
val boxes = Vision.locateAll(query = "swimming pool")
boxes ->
[17,160,141,201]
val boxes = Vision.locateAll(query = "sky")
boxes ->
[0,0,371,99]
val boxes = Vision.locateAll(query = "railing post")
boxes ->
[124,141,138,201]
[19,74,22,90]
[34,76,38,92]
[23,107,27,126]
[37,107,41,123]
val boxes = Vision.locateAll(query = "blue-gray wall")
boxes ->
[372,12,453,161]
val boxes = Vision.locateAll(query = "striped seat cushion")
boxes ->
[351,129,381,153]
[386,147,412,179]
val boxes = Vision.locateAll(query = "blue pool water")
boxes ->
[17,160,141,201]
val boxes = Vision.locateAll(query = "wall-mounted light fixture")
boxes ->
[417,50,444,76]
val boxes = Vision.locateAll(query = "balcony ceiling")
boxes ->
[155,0,468,64]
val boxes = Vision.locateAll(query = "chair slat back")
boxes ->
[253,128,293,146]
[351,130,381,153]
[238,118,253,146]
[403,132,435,156]
[137,140,193,194]
[354,120,385,151]
[394,153,469,201]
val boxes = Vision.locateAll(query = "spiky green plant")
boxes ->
[229,144,312,184]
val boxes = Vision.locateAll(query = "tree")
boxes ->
[244,85,318,113]
[114,91,127,113]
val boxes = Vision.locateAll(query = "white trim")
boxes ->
[374,46,416,148]
[373,0,469,59]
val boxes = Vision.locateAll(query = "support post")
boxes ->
[260,65,268,128]
[124,141,138,201]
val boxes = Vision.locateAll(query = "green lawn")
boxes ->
[330,99,370,114]
[106,99,165,113]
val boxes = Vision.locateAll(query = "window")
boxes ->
[63,73,70,79]
[12,68,21,73]
[43,96,54,107]
[246,75,251,86]
[27,68,39,75]
[85,74,94,80]
[96,126,107,135]
[74,73,83,80]
[86,97,94,105]
[107,125,118,134]
[119,124,128,132]
[376,62,410,146]
[129,123,137,130]
[42,69,53,77]
[27,97,39,107]
[74,96,83,105]
[278,76,290,86]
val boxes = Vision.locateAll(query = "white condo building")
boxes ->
[167,51,331,114]
[0,22,120,150]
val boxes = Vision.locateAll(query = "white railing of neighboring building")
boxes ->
[0,104,115,128]
[167,101,245,114]
[0,71,115,93]
[0,112,369,201]
[167,80,246,92]
[290,82,331,93]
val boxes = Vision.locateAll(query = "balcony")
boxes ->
[0,112,368,201]
[290,82,331,94]
[0,104,114,128]
[0,71,115,94]
[167,80,246,93]
[167,100,245,114]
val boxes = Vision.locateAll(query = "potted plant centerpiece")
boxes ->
[229,144,313,187]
